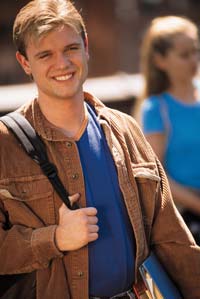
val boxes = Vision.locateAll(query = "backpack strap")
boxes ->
[0,112,78,210]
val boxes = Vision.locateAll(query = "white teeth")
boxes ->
[55,74,73,81]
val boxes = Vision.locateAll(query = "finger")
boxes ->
[87,216,98,225]
[59,193,80,212]
[68,193,80,205]
[68,193,80,209]
[88,233,98,242]
[84,207,98,216]
[89,225,99,233]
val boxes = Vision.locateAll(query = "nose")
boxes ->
[55,53,72,69]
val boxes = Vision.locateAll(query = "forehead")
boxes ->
[171,31,198,50]
[26,24,83,50]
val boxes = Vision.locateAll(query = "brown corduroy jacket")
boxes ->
[0,92,200,299]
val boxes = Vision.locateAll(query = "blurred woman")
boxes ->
[139,16,200,244]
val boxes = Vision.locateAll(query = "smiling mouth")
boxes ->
[54,73,73,81]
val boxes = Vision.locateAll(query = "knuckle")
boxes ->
[81,215,88,226]
[79,209,86,217]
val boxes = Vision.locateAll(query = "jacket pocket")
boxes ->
[132,165,161,242]
[0,175,55,227]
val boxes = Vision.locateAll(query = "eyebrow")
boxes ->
[34,50,51,59]
[63,42,82,50]
[34,42,82,58]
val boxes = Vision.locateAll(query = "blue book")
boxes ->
[139,252,183,299]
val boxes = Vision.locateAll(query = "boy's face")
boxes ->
[16,25,89,103]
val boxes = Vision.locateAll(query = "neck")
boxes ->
[37,94,86,137]
[167,80,197,103]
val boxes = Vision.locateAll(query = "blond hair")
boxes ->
[13,0,87,57]
[140,16,198,99]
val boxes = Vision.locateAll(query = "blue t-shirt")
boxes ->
[141,92,200,189]
[76,104,135,297]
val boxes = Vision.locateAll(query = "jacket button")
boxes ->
[72,173,79,180]
[66,141,72,147]
[77,271,84,277]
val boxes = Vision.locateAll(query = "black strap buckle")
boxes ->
[40,161,57,178]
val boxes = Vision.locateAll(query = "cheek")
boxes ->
[171,58,188,72]
[30,65,46,83]
[77,55,88,74]
[172,60,195,79]
[31,62,48,77]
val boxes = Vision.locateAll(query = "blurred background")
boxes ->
[1,0,200,113]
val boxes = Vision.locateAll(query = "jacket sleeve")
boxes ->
[0,125,63,274]
[152,158,200,298]
[108,111,200,298]
[0,196,63,274]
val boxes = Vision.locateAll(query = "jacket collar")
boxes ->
[21,92,110,142]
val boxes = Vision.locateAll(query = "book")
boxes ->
[136,252,183,299]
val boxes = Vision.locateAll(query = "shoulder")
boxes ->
[101,106,156,160]
[0,119,19,155]
[142,95,162,114]
[0,119,10,139]
[140,94,167,133]
[102,106,140,131]
[0,100,33,145]
[0,119,19,178]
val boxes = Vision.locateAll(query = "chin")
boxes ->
[52,90,76,99]
[56,93,80,101]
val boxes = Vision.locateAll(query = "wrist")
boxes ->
[54,225,64,252]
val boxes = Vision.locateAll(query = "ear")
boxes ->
[153,52,167,71]
[84,35,90,60]
[16,51,32,75]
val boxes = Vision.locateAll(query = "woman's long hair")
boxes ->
[133,16,198,121]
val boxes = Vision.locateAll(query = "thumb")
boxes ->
[59,193,80,213]
[68,193,80,209]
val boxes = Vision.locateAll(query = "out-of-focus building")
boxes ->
[0,0,200,115]
[1,0,200,85]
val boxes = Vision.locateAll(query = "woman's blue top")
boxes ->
[141,92,200,189]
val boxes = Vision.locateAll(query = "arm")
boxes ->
[152,158,200,298]
[124,113,200,297]
[145,132,200,215]
[105,110,200,297]
[0,192,99,274]
[145,132,166,162]
[0,195,63,274]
